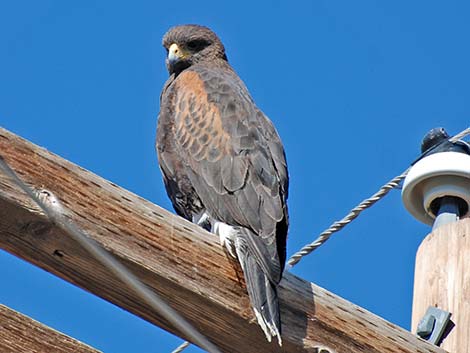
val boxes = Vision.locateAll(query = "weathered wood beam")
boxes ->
[0,127,446,353]
[0,304,101,353]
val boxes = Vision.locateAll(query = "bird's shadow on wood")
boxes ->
[223,248,245,283]
[279,271,319,352]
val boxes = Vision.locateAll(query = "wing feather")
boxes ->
[221,155,248,192]
[169,67,288,276]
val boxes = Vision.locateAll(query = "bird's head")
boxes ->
[162,24,227,75]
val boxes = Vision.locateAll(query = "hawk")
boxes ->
[156,24,289,345]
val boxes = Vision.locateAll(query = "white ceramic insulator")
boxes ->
[401,151,470,225]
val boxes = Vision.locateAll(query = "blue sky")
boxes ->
[1,1,469,352]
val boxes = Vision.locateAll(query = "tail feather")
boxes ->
[235,243,282,346]
[265,277,281,342]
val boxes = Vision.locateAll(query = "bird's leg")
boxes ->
[192,211,211,231]
[212,221,238,258]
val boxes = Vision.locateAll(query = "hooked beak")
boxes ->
[167,43,188,65]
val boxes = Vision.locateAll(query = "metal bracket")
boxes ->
[416,306,452,346]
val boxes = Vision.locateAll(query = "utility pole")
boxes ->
[402,127,470,352]
[411,219,470,352]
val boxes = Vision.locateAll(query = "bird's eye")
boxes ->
[186,39,209,51]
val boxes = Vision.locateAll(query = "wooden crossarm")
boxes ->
[0,127,446,353]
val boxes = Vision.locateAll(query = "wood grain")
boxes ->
[0,304,100,353]
[412,219,470,353]
[0,127,445,353]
